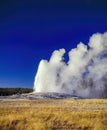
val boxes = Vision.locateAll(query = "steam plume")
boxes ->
[34,32,107,98]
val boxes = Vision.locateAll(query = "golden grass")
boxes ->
[0,99,107,130]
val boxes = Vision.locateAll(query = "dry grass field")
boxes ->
[0,99,107,130]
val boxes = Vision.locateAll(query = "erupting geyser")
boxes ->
[34,32,107,98]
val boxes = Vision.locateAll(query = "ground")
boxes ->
[0,99,107,130]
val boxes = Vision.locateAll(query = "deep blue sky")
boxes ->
[0,0,107,88]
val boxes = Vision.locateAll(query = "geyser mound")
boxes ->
[34,32,107,98]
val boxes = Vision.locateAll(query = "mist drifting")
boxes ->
[34,32,107,98]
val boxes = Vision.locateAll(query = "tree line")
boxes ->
[0,88,33,96]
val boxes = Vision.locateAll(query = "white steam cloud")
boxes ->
[34,32,107,98]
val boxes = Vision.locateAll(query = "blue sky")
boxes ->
[0,0,107,88]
